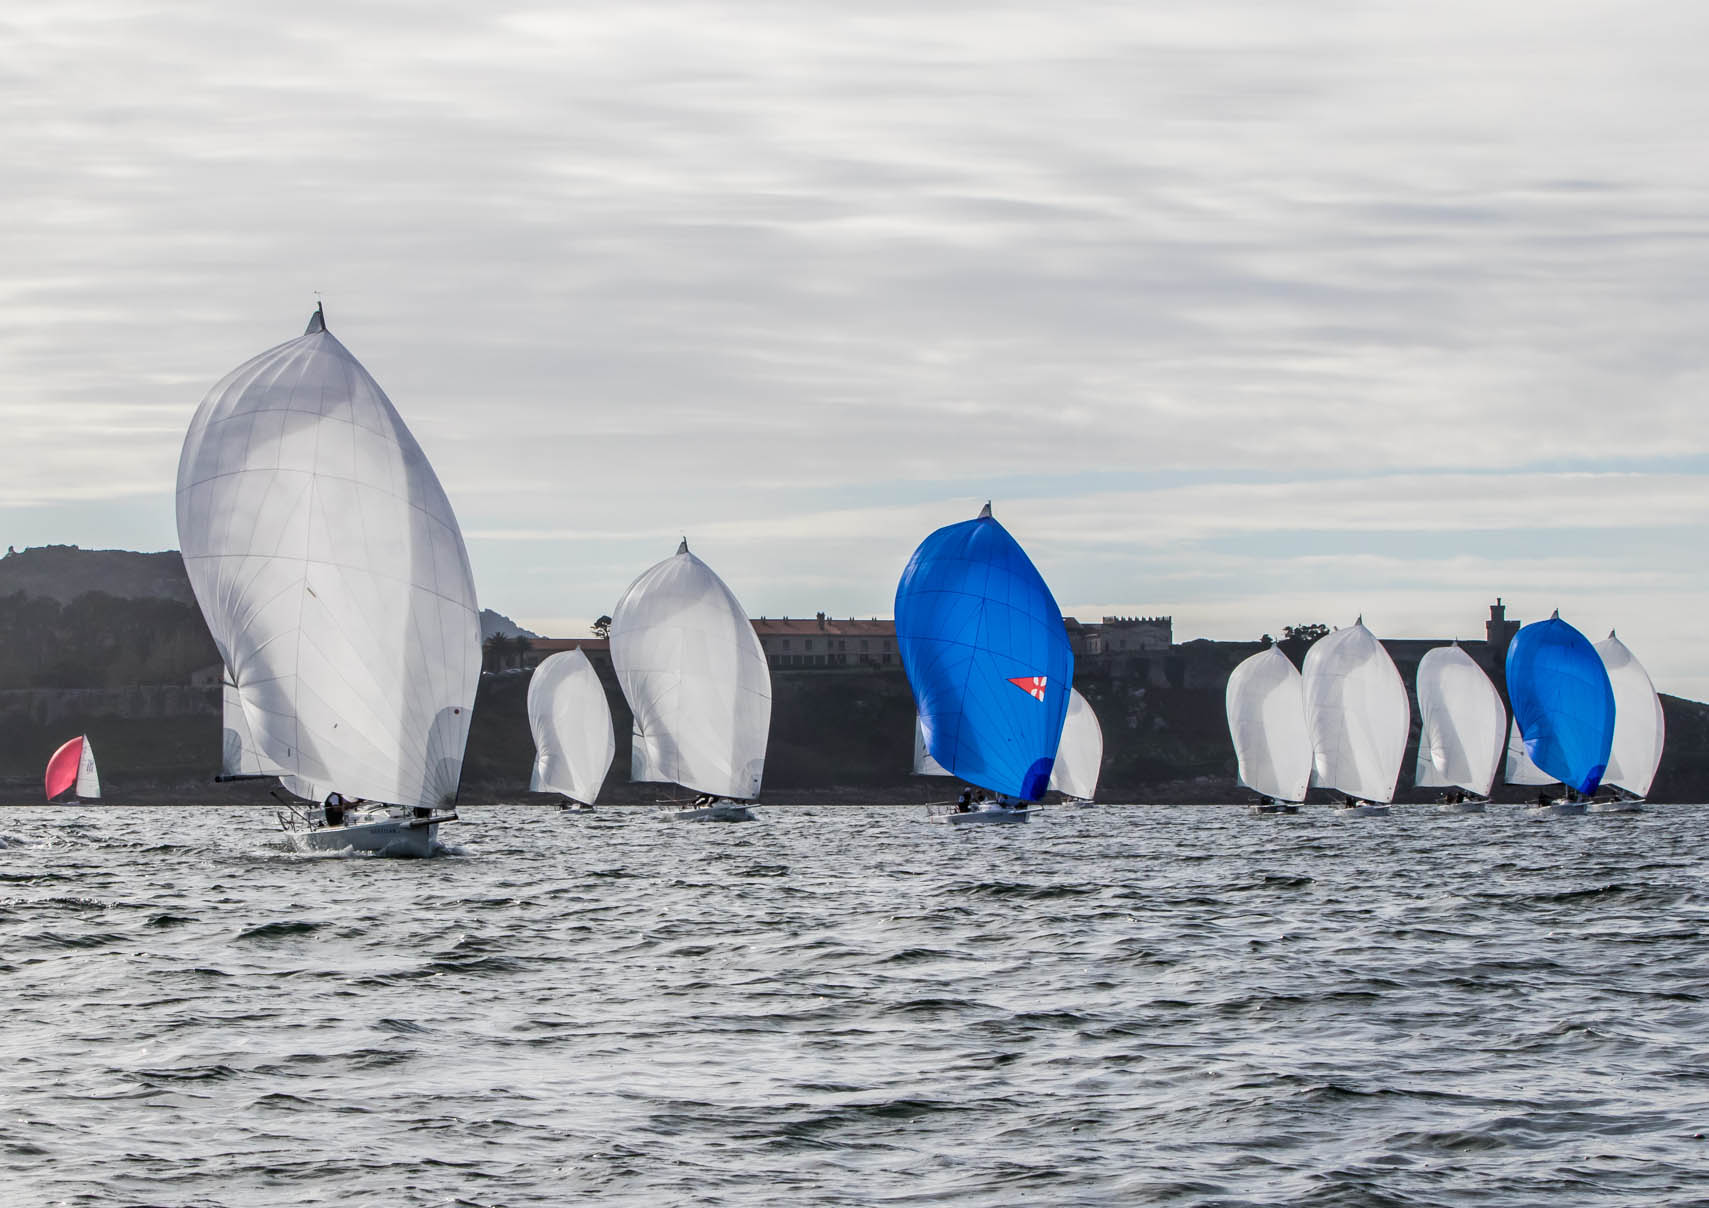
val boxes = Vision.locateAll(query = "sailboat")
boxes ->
[1591,631,1664,813]
[1302,619,1409,817]
[1225,646,1310,815]
[1047,688,1104,805]
[45,735,100,803]
[1413,645,1505,813]
[528,649,616,811]
[609,540,771,822]
[1505,611,1615,818]
[895,503,1073,826]
[176,305,479,856]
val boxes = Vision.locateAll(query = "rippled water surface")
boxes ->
[3,803,1708,1206]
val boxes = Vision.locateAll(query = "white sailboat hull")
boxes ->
[283,811,452,857]
[1334,803,1390,817]
[944,806,1031,825]
[1526,801,1586,817]
[659,803,756,823]
[1588,799,1643,815]
[1248,801,1300,815]
[1437,800,1487,814]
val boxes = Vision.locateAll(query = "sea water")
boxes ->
[2,804,1706,1206]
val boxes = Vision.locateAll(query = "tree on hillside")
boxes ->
[592,615,612,639]
[1282,623,1330,645]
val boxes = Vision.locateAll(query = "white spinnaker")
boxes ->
[913,714,951,776]
[528,649,617,804]
[1225,646,1312,803]
[609,542,772,799]
[1504,718,1555,786]
[1412,645,1505,796]
[221,672,285,778]
[176,309,481,809]
[1302,622,1410,803]
[1596,632,1665,797]
[1047,688,1103,799]
[76,737,100,799]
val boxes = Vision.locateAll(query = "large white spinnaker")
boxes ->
[1047,688,1103,800]
[1596,631,1665,798]
[528,649,617,804]
[1225,646,1311,803]
[1504,718,1554,786]
[176,307,481,809]
[1413,645,1505,796]
[1302,620,1409,803]
[609,541,771,799]
[913,714,951,776]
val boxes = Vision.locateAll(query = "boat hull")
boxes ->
[1249,802,1300,815]
[1437,801,1487,814]
[285,813,448,857]
[1588,800,1643,814]
[661,804,756,823]
[1334,804,1390,817]
[945,807,1030,825]
[1526,802,1586,817]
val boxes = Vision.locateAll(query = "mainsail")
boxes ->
[176,307,481,809]
[912,714,952,776]
[609,541,771,799]
[1047,688,1104,800]
[1412,645,1505,796]
[1505,612,1614,795]
[1301,620,1409,803]
[1225,646,1312,803]
[528,649,617,804]
[221,671,284,780]
[1596,631,1665,798]
[894,503,1073,801]
[45,735,100,801]
[1504,718,1555,786]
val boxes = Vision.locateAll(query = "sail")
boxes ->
[528,649,617,804]
[45,735,96,801]
[1505,613,1615,795]
[894,503,1073,801]
[1596,631,1665,798]
[1225,646,1312,803]
[609,541,771,799]
[1047,688,1103,800]
[1302,621,1409,803]
[1412,645,1505,796]
[175,308,481,809]
[912,714,952,776]
[1504,718,1555,786]
[221,672,283,779]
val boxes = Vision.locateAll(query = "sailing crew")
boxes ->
[955,788,973,813]
[323,792,346,827]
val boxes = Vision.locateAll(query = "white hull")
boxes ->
[284,811,450,857]
[1334,804,1390,817]
[1588,800,1643,814]
[1437,801,1487,814]
[1248,802,1300,815]
[945,806,1030,825]
[660,803,756,823]
[1526,802,1586,817]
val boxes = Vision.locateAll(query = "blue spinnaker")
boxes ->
[894,504,1073,800]
[1505,613,1616,794]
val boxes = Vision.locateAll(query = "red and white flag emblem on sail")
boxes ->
[1008,676,1047,701]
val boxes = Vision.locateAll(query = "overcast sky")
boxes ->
[4,1,1707,695]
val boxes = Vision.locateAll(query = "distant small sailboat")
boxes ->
[896,503,1073,826]
[176,305,476,856]
[1225,646,1310,815]
[610,540,771,822]
[1302,619,1409,817]
[1413,645,1505,813]
[1047,688,1103,805]
[1506,611,1615,818]
[45,735,100,802]
[1591,631,1663,813]
[528,649,617,810]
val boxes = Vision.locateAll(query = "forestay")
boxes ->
[609,541,772,800]
[1225,646,1312,803]
[894,504,1073,801]
[1413,645,1505,796]
[1505,612,1614,795]
[175,308,481,810]
[528,649,617,804]
[1596,631,1665,798]
[1048,688,1104,800]
[1302,620,1409,803]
